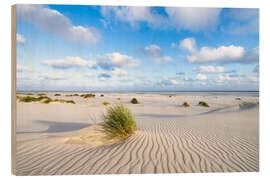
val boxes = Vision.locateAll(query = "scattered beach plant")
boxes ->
[81,93,95,98]
[18,96,51,103]
[100,94,104,97]
[54,93,61,96]
[131,98,139,104]
[117,98,121,100]
[103,101,110,106]
[183,102,190,107]
[103,104,137,140]
[37,93,46,96]
[73,94,79,96]
[198,101,209,107]
[65,100,76,104]
[239,101,258,109]
[235,98,241,100]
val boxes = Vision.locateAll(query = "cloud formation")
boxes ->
[41,73,65,80]
[17,65,32,72]
[17,33,26,44]
[17,5,100,45]
[187,45,245,63]
[43,56,96,69]
[165,7,222,32]
[198,66,225,73]
[179,38,196,52]
[196,73,207,81]
[97,52,140,70]
[141,44,172,63]
[110,68,128,76]
[100,6,165,28]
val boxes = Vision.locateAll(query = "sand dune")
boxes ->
[15,93,259,175]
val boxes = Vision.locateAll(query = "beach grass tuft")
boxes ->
[54,93,61,96]
[239,101,258,109]
[100,94,104,97]
[198,101,209,107]
[131,98,139,104]
[103,102,110,106]
[37,93,46,96]
[103,104,137,140]
[183,102,190,107]
[80,93,95,98]
[235,98,241,100]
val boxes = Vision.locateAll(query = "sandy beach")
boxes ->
[15,92,259,175]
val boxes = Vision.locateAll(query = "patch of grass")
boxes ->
[131,98,139,104]
[37,93,46,96]
[103,104,137,140]
[183,102,190,107]
[54,93,61,96]
[100,94,104,97]
[73,94,79,96]
[235,98,241,100]
[198,101,209,107]
[239,101,258,109]
[19,96,51,103]
[117,98,121,100]
[103,102,110,106]
[80,93,95,98]
[65,100,76,104]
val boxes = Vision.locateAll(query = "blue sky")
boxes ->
[16,5,259,91]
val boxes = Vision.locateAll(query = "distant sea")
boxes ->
[16,90,259,97]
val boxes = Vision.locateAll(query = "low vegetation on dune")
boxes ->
[117,98,121,100]
[80,93,95,98]
[17,95,75,104]
[54,93,61,96]
[37,93,46,96]
[103,104,137,140]
[198,101,209,107]
[239,101,258,109]
[103,102,110,106]
[183,102,190,107]
[65,94,79,97]
[17,96,51,103]
[131,98,139,104]
[235,98,241,100]
[100,94,104,97]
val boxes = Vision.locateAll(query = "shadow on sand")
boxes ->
[17,120,91,134]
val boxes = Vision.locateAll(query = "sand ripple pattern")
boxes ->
[16,113,259,175]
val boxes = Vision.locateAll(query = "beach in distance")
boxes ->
[15,91,259,175]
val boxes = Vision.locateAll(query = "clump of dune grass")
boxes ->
[65,94,73,97]
[131,98,139,104]
[198,101,209,107]
[103,102,110,106]
[169,95,172,98]
[103,104,137,140]
[80,93,95,98]
[239,101,258,109]
[37,93,46,96]
[100,94,104,97]
[235,98,241,100]
[19,96,51,103]
[73,94,79,96]
[183,102,190,107]
[54,93,61,96]
[65,100,76,104]
[117,98,121,100]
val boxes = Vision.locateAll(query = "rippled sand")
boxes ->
[14,93,259,175]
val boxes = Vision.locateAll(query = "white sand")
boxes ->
[15,92,259,175]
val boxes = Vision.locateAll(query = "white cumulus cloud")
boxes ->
[17,33,26,44]
[187,45,245,63]
[196,73,207,81]
[43,56,96,69]
[17,65,32,72]
[179,37,196,52]
[165,7,222,32]
[17,4,100,45]
[199,66,225,73]
[110,68,128,76]
[141,44,172,63]
[101,6,165,28]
